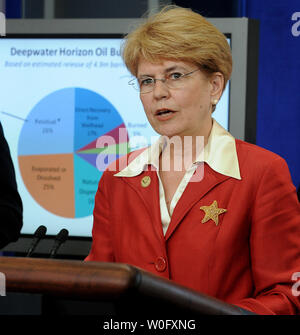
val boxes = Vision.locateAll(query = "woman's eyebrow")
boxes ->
[138,65,185,78]
[164,65,184,73]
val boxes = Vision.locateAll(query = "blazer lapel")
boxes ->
[165,163,231,240]
[120,170,165,241]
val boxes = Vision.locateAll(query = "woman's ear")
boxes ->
[210,72,224,101]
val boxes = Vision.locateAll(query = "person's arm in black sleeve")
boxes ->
[0,122,23,249]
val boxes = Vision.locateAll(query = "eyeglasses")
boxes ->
[128,68,201,94]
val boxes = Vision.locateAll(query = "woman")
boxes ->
[86,6,300,315]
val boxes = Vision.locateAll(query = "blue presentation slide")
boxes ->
[0,38,229,237]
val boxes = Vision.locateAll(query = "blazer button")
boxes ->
[155,256,167,272]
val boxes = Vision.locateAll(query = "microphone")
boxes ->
[26,225,47,257]
[49,229,69,258]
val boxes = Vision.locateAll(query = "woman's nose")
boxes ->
[152,79,170,99]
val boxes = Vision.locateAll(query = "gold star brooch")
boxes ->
[200,200,227,226]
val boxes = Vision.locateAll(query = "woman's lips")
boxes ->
[155,109,177,121]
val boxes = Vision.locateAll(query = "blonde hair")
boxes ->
[122,6,232,91]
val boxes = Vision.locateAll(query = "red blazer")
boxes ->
[85,139,300,315]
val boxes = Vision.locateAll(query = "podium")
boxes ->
[0,256,250,316]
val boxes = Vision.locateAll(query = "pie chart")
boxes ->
[18,87,129,218]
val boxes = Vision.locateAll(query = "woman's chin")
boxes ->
[151,125,182,138]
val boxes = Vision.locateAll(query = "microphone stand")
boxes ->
[49,229,69,258]
[26,225,47,257]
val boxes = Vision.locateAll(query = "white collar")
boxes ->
[114,118,241,180]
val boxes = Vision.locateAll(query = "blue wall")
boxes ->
[5,0,21,18]
[245,0,300,188]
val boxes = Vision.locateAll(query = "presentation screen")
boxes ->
[0,36,230,238]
